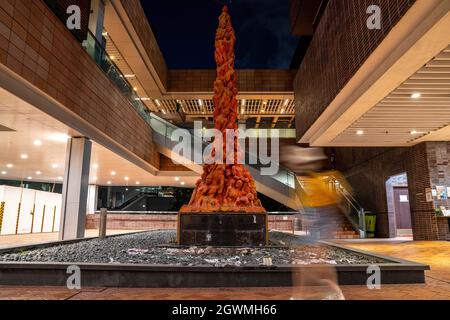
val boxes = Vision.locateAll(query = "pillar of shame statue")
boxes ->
[180,6,266,214]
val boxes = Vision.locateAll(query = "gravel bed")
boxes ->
[0,230,387,267]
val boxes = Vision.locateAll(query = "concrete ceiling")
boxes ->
[300,0,450,147]
[0,87,198,187]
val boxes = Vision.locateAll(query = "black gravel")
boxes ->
[0,230,387,267]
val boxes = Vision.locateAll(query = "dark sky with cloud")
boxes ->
[140,0,299,69]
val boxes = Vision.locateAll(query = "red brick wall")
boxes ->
[159,154,191,172]
[335,143,449,240]
[0,0,159,168]
[169,70,295,93]
[86,214,296,233]
[119,0,168,90]
[294,0,415,138]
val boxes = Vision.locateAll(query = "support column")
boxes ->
[59,137,92,240]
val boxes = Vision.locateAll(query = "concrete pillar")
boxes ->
[59,137,92,240]
[86,185,98,214]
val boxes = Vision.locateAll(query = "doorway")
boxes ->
[393,187,413,235]
[386,173,413,238]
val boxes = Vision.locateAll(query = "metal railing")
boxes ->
[328,176,366,238]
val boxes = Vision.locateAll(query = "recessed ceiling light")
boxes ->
[6,164,13,168]
[136,181,141,185]
[57,176,63,181]
[36,171,42,175]
[124,177,129,181]
[20,154,28,159]
[356,130,364,135]
[51,164,59,169]
[110,55,115,60]
[93,164,99,169]
[33,140,42,146]
[411,92,421,99]
[110,171,116,176]
[27,177,32,180]
[123,74,135,78]
[1,171,6,175]
[107,181,112,185]
[93,177,98,181]
[410,130,418,135]
[133,87,138,91]
[180,181,185,186]
[174,177,180,181]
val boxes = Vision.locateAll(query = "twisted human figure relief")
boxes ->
[180,6,265,213]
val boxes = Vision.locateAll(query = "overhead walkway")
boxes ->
[148,114,301,210]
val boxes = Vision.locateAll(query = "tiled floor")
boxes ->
[0,237,449,300]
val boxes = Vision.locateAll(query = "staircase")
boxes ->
[315,209,360,239]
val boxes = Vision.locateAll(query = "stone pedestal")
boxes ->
[178,213,268,247]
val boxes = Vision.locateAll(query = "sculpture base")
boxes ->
[178,213,268,247]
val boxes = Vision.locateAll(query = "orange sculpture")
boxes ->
[180,6,266,214]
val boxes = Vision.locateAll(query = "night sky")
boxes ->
[140,0,299,69]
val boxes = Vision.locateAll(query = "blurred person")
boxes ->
[280,145,351,300]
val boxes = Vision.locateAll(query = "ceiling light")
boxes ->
[93,164,99,169]
[51,164,59,169]
[411,92,421,99]
[124,177,129,181]
[155,99,161,107]
[410,130,418,135]
[280,108,285,114]
[27,177,32,180]
[356,130,364,135]
[107,181,112,185]
[93,177,98,181]
[20,154,28,159]
[123,74,135,78]
[36,171,42,175]
[110,55,115,60]
[33,140,42,146]
[48,133,70,142]
[174,177,180,181]
[180,181,185,186]
[1,171,6,175]
[136,181,141,185]
[57,176,63,181]
[6,164,13,168]
[133,87,138,91]
[110,171,116,176]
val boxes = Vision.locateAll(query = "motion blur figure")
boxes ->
[280,145,348,300]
